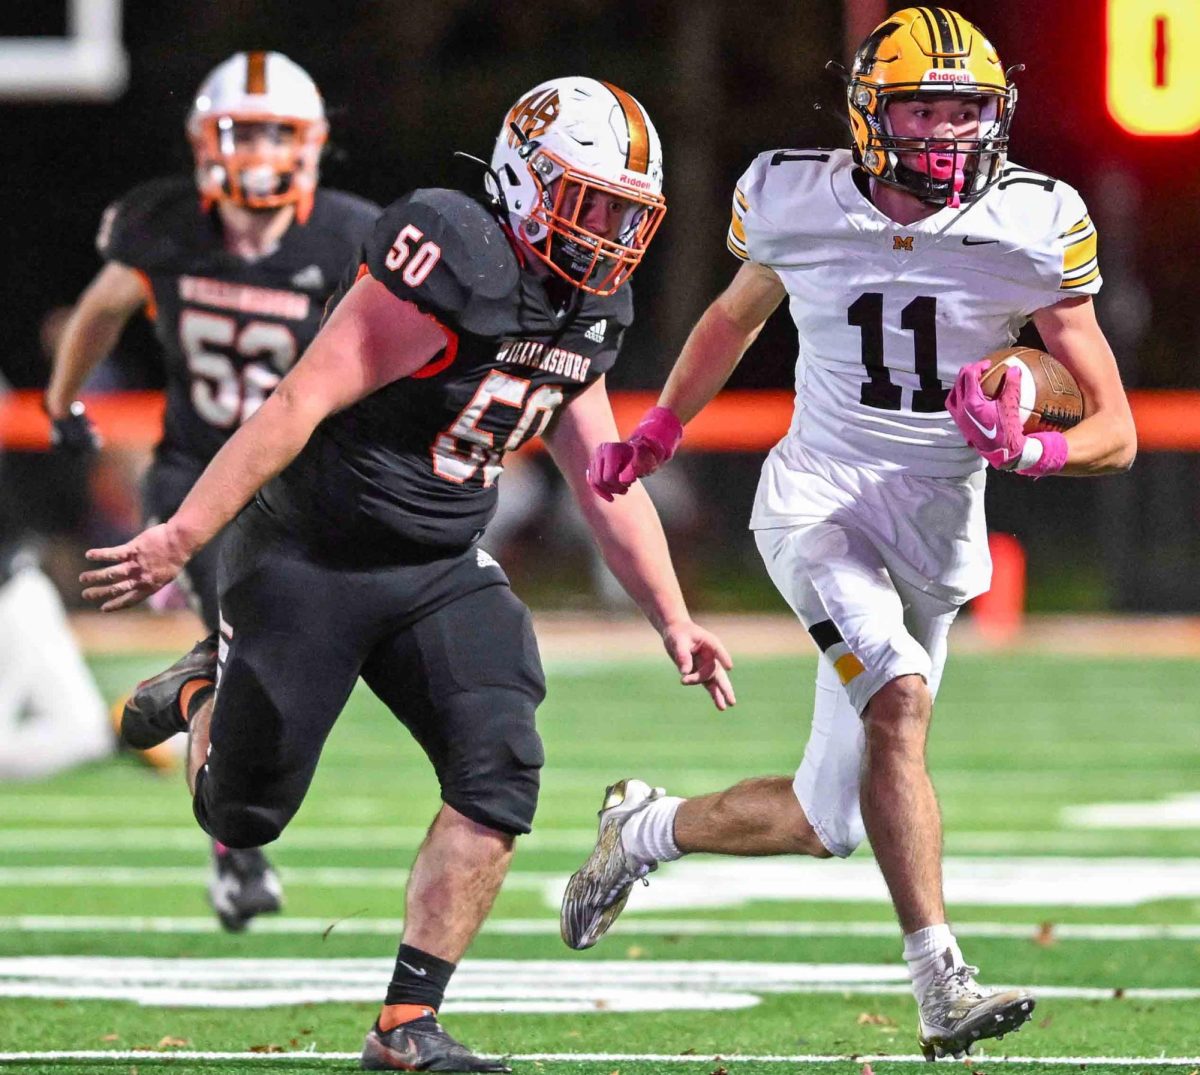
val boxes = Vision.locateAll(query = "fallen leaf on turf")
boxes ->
[101,1034,119,1042]
[856,1012,896,1027]
[626,945,645,958]
[594,999,609,1010]
[1038,1015,1054,1029]
[156,1037,188,1049]
[249,1044,285,1053]
[1034,921,1056,947]
[1112,988,1125,999]
[711,1067,729,1075]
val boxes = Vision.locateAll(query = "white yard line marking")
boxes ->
[3,857,1200,909]
[1064,793,1200,830]
[5,827,1196,854]
[2,1051,1200,1066]
[3,857,1200,910]
[3,915,1199,941]
[0,957,1196,1010]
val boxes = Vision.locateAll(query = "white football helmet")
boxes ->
[187,51,328,222]
[488,77,666,296]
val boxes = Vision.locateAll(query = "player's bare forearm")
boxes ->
[168,387,325,553]
[658,306,758,424]
[1032,296,1136,475]
[659,260,786,424]
[577,481,690,633]
[47,263,147,417]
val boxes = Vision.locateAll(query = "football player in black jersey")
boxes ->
[81,76,734,1071]
[47,51,380,932]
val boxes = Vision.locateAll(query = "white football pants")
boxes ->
[0,567,113,780]
[755,523,960,858]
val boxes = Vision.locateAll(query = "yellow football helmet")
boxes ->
[846,7,1017,207]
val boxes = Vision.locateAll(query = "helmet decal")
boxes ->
[506,87,560,147]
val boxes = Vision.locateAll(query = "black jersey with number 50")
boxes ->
[97,176,380,468]
[258,189,633,557]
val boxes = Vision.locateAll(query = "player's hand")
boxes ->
[947,361,1068,476]
[46,400,102,455]
[587,406,684,502]
[80,523,190,612]
[661,620,736,712]
[946,360,1025,469]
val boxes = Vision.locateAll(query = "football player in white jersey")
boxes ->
[562,6,1136,1060]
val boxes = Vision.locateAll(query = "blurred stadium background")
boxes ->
[1,3,1199,1070]
[2,0,1199,619]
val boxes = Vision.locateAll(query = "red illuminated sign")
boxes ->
[1107,0,1200,136]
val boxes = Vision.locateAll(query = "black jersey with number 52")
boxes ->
[259,189,633,557]
[97,176,380,468]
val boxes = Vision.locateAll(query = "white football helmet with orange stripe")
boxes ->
[488,76,666,296]
[187,51,328,223]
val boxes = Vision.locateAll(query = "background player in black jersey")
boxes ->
[81,76,734,1072]
[46,51,380,933]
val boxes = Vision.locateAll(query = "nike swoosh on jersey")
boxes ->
[964,410,999,439]
[961,237,999,246]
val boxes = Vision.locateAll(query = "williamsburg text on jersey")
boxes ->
[727,149,1101,478]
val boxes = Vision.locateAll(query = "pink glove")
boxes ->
[587,406,684,502]
[946,360,1068,478]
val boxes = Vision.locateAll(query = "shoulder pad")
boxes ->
[364,189,519,317]
[96,176,200,269]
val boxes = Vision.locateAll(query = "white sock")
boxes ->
[620,796,684,865]
[903,923,965,1002]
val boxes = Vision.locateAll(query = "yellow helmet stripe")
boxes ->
[601,82,650,174]
[245,51,267,95]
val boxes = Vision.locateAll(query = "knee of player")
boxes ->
[862,674,931,742]
[438,699,544,835]
[195,795,286,849]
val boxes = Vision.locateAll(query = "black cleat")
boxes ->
[208,844,284,933]
[119,633,217,750]
[360,1016,511,1072]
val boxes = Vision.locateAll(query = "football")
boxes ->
[978,346,1084,434]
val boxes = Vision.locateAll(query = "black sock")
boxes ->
[383,943,455,1011]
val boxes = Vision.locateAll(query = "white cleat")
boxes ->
[560,778,664,950]
[917,955,1036,1061]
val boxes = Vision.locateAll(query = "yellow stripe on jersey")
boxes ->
[727,186,750,260]
[833,652,865,685]
[1059,214,1100,290]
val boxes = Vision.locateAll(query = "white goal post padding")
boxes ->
[0,0,127,101]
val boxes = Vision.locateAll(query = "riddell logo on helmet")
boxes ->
[924,70,978,84]
[620,174,653,190]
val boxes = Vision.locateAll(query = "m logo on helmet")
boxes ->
[506,87,560,147]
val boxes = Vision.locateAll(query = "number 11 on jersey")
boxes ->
[849,292,948,414]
